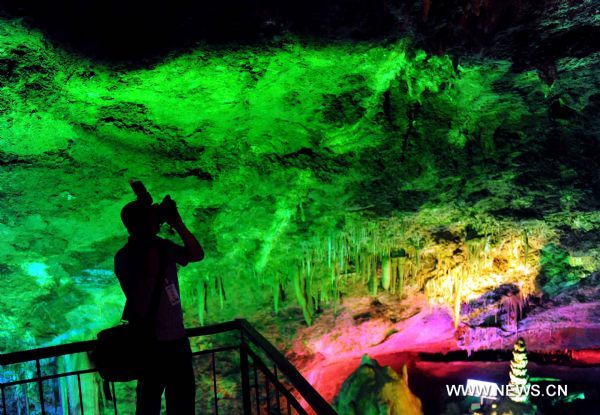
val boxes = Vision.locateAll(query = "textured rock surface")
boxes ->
[0,1,598,366]
[333,354,423,415]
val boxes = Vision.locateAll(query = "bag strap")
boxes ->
[146,251,166,327]
[143,243,167,336]
[122,239,168,336]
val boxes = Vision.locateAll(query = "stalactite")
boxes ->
[293,268,312,325]
[241,213,544,327]
[273,273,280,315]
[452,265,464,329]
[198,280,208,326]
[397,257,405,295]
[523,228,529,267]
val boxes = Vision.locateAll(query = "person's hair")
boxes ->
[121,200,153,236]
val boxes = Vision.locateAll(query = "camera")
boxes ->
[129,180,176,225]
[154,195,177,225]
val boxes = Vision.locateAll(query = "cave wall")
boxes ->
[0,1,598,352]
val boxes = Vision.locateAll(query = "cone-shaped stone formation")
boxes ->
[508,337,530,403]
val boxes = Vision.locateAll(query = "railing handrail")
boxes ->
[0,340,97,366]
[237,319,337,415]
[0,319,337,414]
[185,319,241,338]
[0,320,242,366]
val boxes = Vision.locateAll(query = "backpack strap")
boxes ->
[122,238,168,338]
[146,246,166,336]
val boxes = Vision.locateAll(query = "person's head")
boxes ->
[120,200,160,237]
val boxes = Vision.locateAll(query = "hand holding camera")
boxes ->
[127,179,204,262]
[161,195,183,228]
[129,180,182,228]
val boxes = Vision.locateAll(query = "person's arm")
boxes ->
[167,201,204,262]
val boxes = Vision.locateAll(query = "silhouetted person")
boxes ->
[115,181,204,415]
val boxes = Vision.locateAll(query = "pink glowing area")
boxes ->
[288,291,600,407]
[289,293,456,403]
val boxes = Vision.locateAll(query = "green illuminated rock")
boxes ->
[0,3,598,350]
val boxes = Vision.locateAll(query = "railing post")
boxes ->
[253,361,260,415]
[111,382,118,415]
[35,359,46,415]
[239,332,252,415]
[274,366,281,414]
[236,319,337,415]
[2,319,335,415]
[77,374,84,415]
[1,385,7,415]
[211,351,219,415]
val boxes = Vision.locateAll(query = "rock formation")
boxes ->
[333,354,423,415]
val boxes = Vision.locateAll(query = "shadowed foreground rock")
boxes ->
[333,354,423,415]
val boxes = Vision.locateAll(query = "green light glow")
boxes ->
[529,377,561,382]
[0,15,598,348]
[563,392,585,403]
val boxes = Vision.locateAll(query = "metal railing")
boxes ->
[0,319,337,415]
